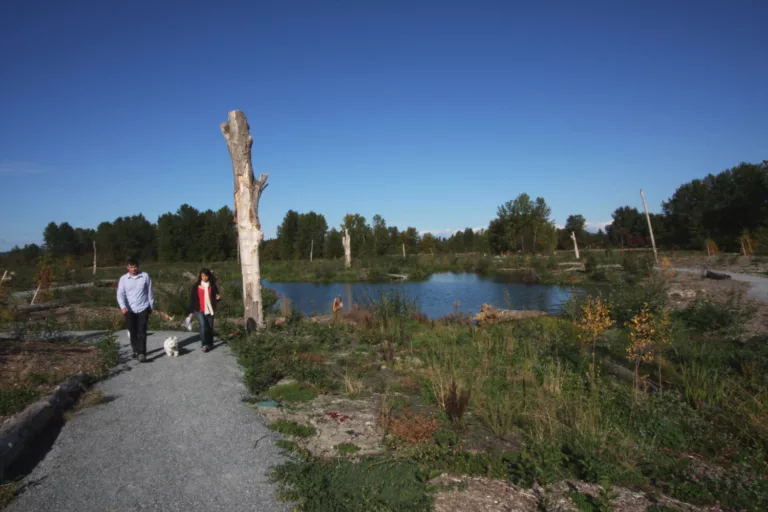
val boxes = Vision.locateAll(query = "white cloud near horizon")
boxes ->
[0,161,45,175]
[421,220,612,238]
[585,220,611,232]
[419,227,485,238]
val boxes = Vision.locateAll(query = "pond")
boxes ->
[262,272,582,319]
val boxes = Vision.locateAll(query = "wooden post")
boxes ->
[30,283,41,305]
[570,231,580,259]
[343,228,351,268]
[310,239,314,263]
[92,241,97,276]
[402,242,406,259]
[640,189,659,265]
[221,110,269,330]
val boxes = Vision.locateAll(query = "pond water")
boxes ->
[262,273,581,319]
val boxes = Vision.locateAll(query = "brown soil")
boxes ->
[433,476,706,512]
[0,340,100,424]
[669,253,768,276]
[255,394,385,458]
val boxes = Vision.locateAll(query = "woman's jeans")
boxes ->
[195,312,215,348]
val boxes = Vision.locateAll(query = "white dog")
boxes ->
[163,336,180,357]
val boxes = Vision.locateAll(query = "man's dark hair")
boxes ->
[126,258,139,267]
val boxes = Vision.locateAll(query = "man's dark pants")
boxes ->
[125,308,150,356]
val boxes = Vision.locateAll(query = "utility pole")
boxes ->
[640,189,659,265]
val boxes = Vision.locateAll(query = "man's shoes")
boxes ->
[201,346,209,353]
[132,352,138,359]
[137,354,146,363]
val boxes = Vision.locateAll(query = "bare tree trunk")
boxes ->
[0,270,7,291]
[640,189,659,265]
[570,231,580,259]
[310,239,314,262]
[92,241,97,276]
[402,243,406,259]
[343,228,351,268]
[741,238,747,257]
[221,110,269,330]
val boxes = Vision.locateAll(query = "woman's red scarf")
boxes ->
[197,286,213,312]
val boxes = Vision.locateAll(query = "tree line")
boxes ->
[2,160,766,268]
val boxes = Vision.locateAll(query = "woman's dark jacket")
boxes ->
[189,282,220,314]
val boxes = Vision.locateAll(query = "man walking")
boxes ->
[117,258,154,362]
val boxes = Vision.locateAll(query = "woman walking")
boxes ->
[188,268,221,353]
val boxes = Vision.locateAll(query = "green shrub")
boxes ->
[0,388,40,416]
[546,255,558,270]
[601,278,668,324]
[25,371,60,386]
[676,299,750,333]
[334,442,361,455]
[269,419,316,438]
[271,458,432,511]
[267,383,317,403]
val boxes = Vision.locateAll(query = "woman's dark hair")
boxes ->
[196,268,217,286]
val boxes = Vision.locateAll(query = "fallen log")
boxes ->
[704,270,731,280]
[475,304,547,326]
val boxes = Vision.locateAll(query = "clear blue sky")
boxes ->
[1,0,766,250]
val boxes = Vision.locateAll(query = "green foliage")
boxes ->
[269,419,317,438]
[600,278,668,325]
[229,322,346,395]
[267,383,317,403]
[94,333,120,378]
[675,298,750,334]
[679,362,729,408]
[25,371,60,386]
[359,289,419,346]
[489,193,554,254]
[0,388,40,416]
[270,458,432,511]
[0,482,18,509]
[568,490,614,512]
[276,439,299,451]
[662,160,768,251]
[334,443,361,455]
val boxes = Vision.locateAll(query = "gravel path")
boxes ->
[8,331,288,512]
[674,267,768,302]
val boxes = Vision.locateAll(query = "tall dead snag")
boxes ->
[92,241,97,276]
[343,227,352,268]
[640,189,659,266]
[570,231,580,260]
[221,110,269,330]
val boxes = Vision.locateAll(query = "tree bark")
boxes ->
[640,189,659,265]
[221,110,268,330]
[570,231,580,259]
[92,241,97,276]
[343,228,351,268]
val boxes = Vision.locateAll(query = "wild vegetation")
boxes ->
[222,269,767,511]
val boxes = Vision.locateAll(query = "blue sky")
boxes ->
[1,0,766,250]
